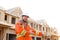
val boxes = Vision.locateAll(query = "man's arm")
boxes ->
[15,21,24,34]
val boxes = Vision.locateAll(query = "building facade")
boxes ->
[37,20,58,40]
[0,7,22,40]
[0,7,58,40]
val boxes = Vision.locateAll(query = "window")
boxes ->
[47,38,50,40]
[6,33,9,40]
[31,23,33,27]
[39,25,42,31]
[32,37,35,40]
[46,28,47,32]
[9,34,16,40]
[6,34,16,40]
[11,17,16,24]
[48,28,50,32]
[36,37,41,40]
[5,15,7,21]
[34,24,35,29]
[36,24,38,30]
[43,27,44,31]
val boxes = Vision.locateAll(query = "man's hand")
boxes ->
[30,30,34,34]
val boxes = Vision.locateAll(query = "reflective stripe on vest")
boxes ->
[21,30,26,36]
[16,25,26,38]
[16,30,26,38]
[16,34,21,38]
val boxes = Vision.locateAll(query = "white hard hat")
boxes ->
[22,13,29,18]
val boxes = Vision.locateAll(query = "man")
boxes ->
[15,14,36,40]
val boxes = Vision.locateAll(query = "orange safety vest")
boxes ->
[15,21,36,40]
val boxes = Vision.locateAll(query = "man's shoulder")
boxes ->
[20,20,23,23]
[16,20,23,24]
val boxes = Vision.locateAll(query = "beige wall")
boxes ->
[0,10,5,21]
[0,7,22,40]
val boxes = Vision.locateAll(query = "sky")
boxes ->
[0,0,60,35]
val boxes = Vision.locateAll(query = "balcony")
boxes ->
[0,21,14,27]
[51,32,58,36]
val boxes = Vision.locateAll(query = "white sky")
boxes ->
[0,0,60,35]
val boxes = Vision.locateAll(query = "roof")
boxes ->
[7,7,22,14]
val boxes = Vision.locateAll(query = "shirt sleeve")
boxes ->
[15,21,24,34]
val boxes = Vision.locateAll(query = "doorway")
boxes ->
[6,34,16,40]
[9,34,16,40]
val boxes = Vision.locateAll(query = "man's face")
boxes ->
[22,16,28,21]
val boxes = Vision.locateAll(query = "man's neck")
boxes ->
[23,20,27,22]
[20,19,28,25]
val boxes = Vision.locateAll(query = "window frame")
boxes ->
[11,17,16,24]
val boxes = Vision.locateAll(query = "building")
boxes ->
[51,27,58,40]
[37,20,58,40]
[0,7,58,40]
[0,7,22,40]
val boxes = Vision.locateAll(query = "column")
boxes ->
[8,15,12,24]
